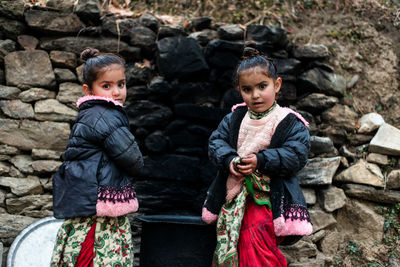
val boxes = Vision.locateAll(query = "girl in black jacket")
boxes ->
[51,48,143,266]
[202,42,312,267]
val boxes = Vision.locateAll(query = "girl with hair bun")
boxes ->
[51,48,143,266]
[203,41,313,266]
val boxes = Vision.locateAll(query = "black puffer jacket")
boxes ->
[53,98,143,219]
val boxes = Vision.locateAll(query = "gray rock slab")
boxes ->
[0,100,34,119]
[54,68,77,83]
[309,207,337,233]
[57,82,84,109]
[49,50,77,69]
[0,213,37,246]
[9,155,34,174]
[320,186,347,212]
[31,149,62,160]
[297,157,341,186]
[0,176,43,196]
[19,87,56,103]
[387,170,400,189]
[343,183,400,204]
[358,113,385,133]
[0,85,21,100]
[301,187,316,205]
[31,160,62,174]
[366,153,388,165]
[7,216,64,266]
[321,104,358,131]
[334,160,384,187]
[6,194,52,215]
[4,50,56,90]
[34,99,78,122]
[0,119,69,151]
[293,44,329,59]
[369,123,400,156]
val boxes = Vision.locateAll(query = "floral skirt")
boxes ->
[51,215,134,267]
[237,198,287,267]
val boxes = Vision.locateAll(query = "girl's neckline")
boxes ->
[76,95,124,108]
[248,101,277,120]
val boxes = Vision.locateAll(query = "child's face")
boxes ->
[83,64,127,104]
[238,67,281,113]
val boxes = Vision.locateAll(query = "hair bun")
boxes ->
[242,41,260,59]
[80,48,100,61]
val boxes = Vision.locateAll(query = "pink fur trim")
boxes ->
[96,198,138,217]
[231,102,247,111]
[273,216,313,236]
[202,207,218,224]
[76,95,124,108]
[281,107,309,127]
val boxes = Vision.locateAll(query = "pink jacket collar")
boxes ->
[76,95,124,108]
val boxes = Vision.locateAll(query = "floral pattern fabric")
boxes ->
[51,215,134,267]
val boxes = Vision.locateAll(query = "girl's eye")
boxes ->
[259,84,267,89]
[242,87,251,93]
[103,84,110,89]
[118,82,125,88]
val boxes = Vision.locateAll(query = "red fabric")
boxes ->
[75,221,96,267]
[238,198,287,267]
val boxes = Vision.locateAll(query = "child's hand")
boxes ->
[236,154,257,176]
[229,157,244,178]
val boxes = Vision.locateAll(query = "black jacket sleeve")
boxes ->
[255,117,310,178]
[208,113,238,170]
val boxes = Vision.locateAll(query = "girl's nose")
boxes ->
[112,87,120,96]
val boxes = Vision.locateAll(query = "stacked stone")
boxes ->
[0,0,400,266]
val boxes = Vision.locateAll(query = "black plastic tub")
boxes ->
[138,215,216,267]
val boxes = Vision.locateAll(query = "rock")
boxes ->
[189,17,212,31]
[348,133,374,146]
[366,153,388,165]
[0,39,16,65]
[309,207,337,233]
[126,63,153,86]
[126,86,150,103]
[320,186,347,212]
[297,157,341,186]
[74,0,102,25]
[6,194,52,217]
[0,176,43,196]
[0,162,10,175]
[172,82,220,105]
[24,10,84,35]
[296,93,339,113]
[0,189,5,207]
[309,230,326,243]
[17,35,39,50]
[335,160,384,187]
[358,113,385,133]
[174,104,229,124]
[298,68,346,97]
[145,131,169,154]
[157,36,209,80]
[31,160,62,174]
[321,104,358,131]
[387,170,400,189]
[18,88,56,103]
[205,40,243,69]
[57,82,84,109]
[126,100,172,128]
[217,24,244,40]
[9,155,34,174]
[49,50,77,69]
[280,240,318,263]
[319,229,342,256]
[139,13,159,33]
[246,24,288,50]
[275,58,302,75]
[301,187,316,205]
[343,184,400,204]
[0,0,25,19]
[0,145,19,155]
[0,119,69,151]
[346,74,359,89]
[31,149,62,160]
[157,25,187,40]
[0,100,34,119]
[40,177,53,191]
[9,166,23,177]
[336,198,384,247]
[54,68,77,83]
[369,123,400,156]
[293,44,329,59]
[34,99,78,122]
[40,37,141,61]
[0,213,37,246]
[189,29,218,46]
[0,17,26,40]
[309,136,338,157]
[46,0,75,12]
[279,82,297,105]
[0,85,21,100]
[5,50,56,89]
[146,77,173,103]
[129,25,157,55]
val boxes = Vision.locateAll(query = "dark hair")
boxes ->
[234,41,278,86]
[80,48,126,89]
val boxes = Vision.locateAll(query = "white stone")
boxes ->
[334,160,384,187]
[369,123,400,156]
[358,113,385,133]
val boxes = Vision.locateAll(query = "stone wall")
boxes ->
[0,0,400,266]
